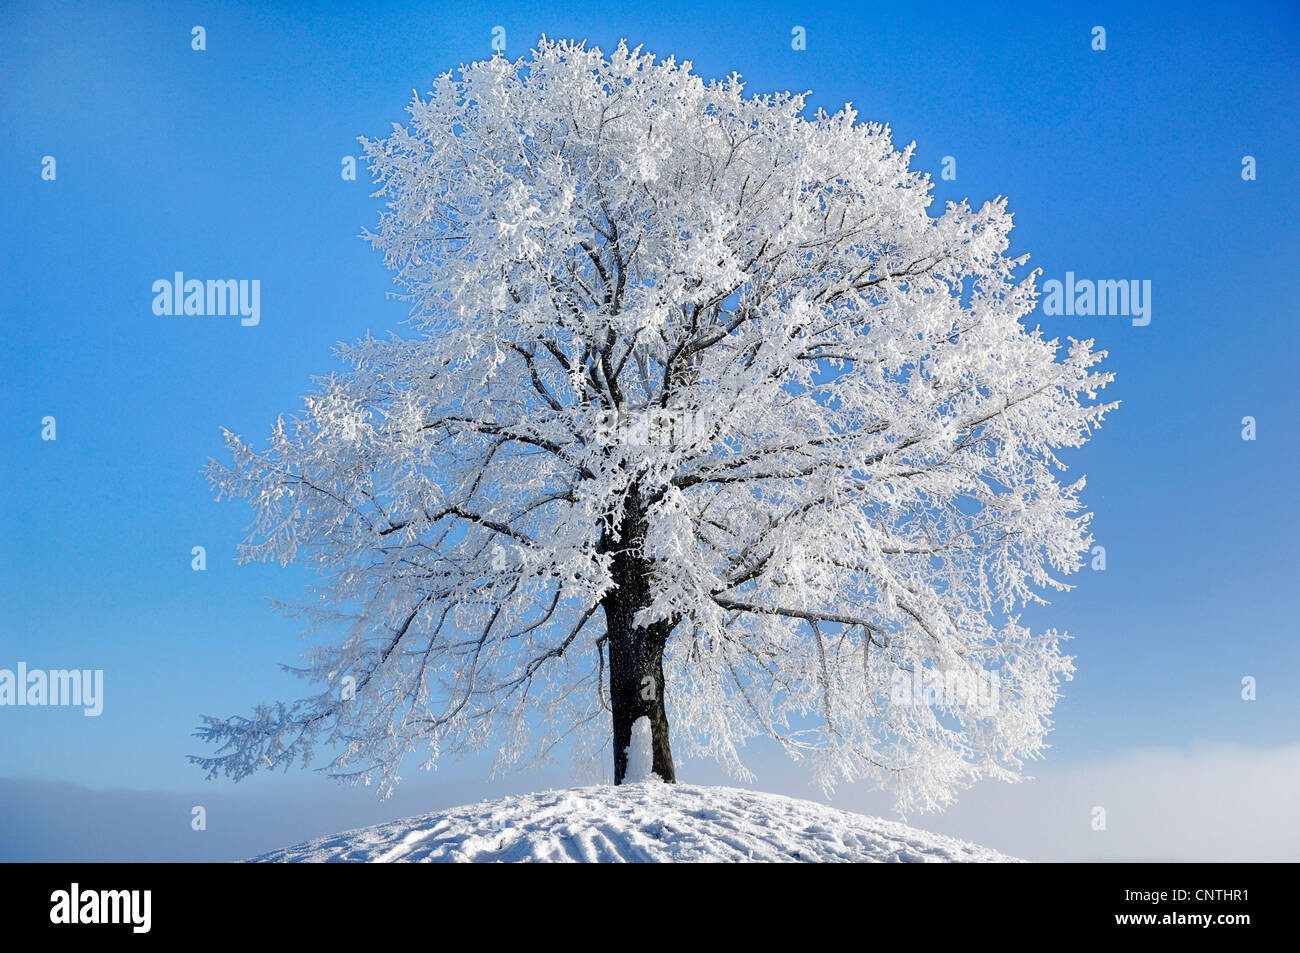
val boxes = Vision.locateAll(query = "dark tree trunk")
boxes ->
[601,488,676,784]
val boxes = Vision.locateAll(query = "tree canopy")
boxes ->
[194,39,1115,813]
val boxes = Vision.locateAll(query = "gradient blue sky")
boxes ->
[2,0,1297,859]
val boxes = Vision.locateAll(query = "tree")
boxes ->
[193,39,1115,813]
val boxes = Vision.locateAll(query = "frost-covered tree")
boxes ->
[194,39,1115,812]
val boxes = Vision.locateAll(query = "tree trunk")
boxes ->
[601,490,676,785]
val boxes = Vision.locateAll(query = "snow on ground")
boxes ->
[250,782,1021,863]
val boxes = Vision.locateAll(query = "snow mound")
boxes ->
[250,783,1021,863]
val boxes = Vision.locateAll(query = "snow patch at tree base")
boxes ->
[623,716,656,782]
[249,783,1022,863]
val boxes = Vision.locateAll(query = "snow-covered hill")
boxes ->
[250,782,1021,863]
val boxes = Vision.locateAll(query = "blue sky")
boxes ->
[2,0,1297,859]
